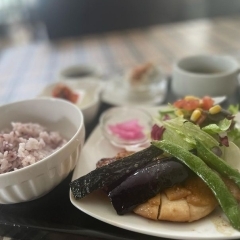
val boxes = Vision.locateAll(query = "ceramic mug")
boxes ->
[171,55,240,97]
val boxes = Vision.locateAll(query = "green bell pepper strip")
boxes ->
[152,140,240,231]
[196,139,240,188]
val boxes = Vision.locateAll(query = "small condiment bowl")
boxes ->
[38,79,102,124]
[59,64,103,81]
[99,107,153,150]
[125,67,162,88]
[122,65,165,100]
[0,98,85,204]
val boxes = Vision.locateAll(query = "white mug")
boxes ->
[171,55,240,97]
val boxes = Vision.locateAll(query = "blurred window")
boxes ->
[0,0,37,24]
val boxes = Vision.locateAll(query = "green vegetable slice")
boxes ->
[160,117,219,150]
[152,140,240,231]
[196,139,240,188]
[228,127,240,148]
[202,118,232,135]
[228,104,239,114]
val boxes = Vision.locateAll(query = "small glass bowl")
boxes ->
[123,66,163,92]
[99,107,153,149]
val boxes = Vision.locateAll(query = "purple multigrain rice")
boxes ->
[0,122,67,174]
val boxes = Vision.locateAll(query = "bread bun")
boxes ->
[134,176,218,222]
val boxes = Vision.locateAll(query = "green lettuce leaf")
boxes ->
[157,117,219,150]
[228,128,240,148]
[202,118,232,135]
[228,104,239,114]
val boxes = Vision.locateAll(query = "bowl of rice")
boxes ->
[0,98,85,204]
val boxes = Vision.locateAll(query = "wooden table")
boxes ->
[0,15,240,104]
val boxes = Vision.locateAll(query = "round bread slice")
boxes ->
[133,176,218,222]
[134,193,161,220]
[158,193,190,222]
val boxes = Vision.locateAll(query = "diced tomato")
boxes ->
[201,96,214,110]
[173,99,185,109]
[173,99,200,111]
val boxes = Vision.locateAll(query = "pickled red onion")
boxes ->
[108,119,145,140]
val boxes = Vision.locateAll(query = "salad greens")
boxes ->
[155,117,219,150]
[158,102,240,148]
[152,102,240,230]
[228,127,240,147]
[228,104,239,114]
[201,118,232,135]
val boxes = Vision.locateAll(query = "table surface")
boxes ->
[0,15,240,240]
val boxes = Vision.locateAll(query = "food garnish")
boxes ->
[52,84,79,103]
[159,95,240,148]
[165,96,230,125]
[108,119,145,140]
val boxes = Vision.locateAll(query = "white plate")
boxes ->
[213,96,227,105]
[70,107,240,240]
[101,77,168,106]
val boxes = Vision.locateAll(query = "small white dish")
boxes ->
[38,80,102,124]
[101,76,168,106]
[123,64,163,92]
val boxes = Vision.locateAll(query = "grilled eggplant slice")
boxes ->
[108,157,189,215]
[70,145,163,199]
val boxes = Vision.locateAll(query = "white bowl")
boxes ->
[172,55,240,97]
[0,98,85,204]
[38,80,102,124]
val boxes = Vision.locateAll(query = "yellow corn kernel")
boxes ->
[184,95,200,101]
[190,109,201,122]
[175,109,184,117]
[209,105,222,114]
